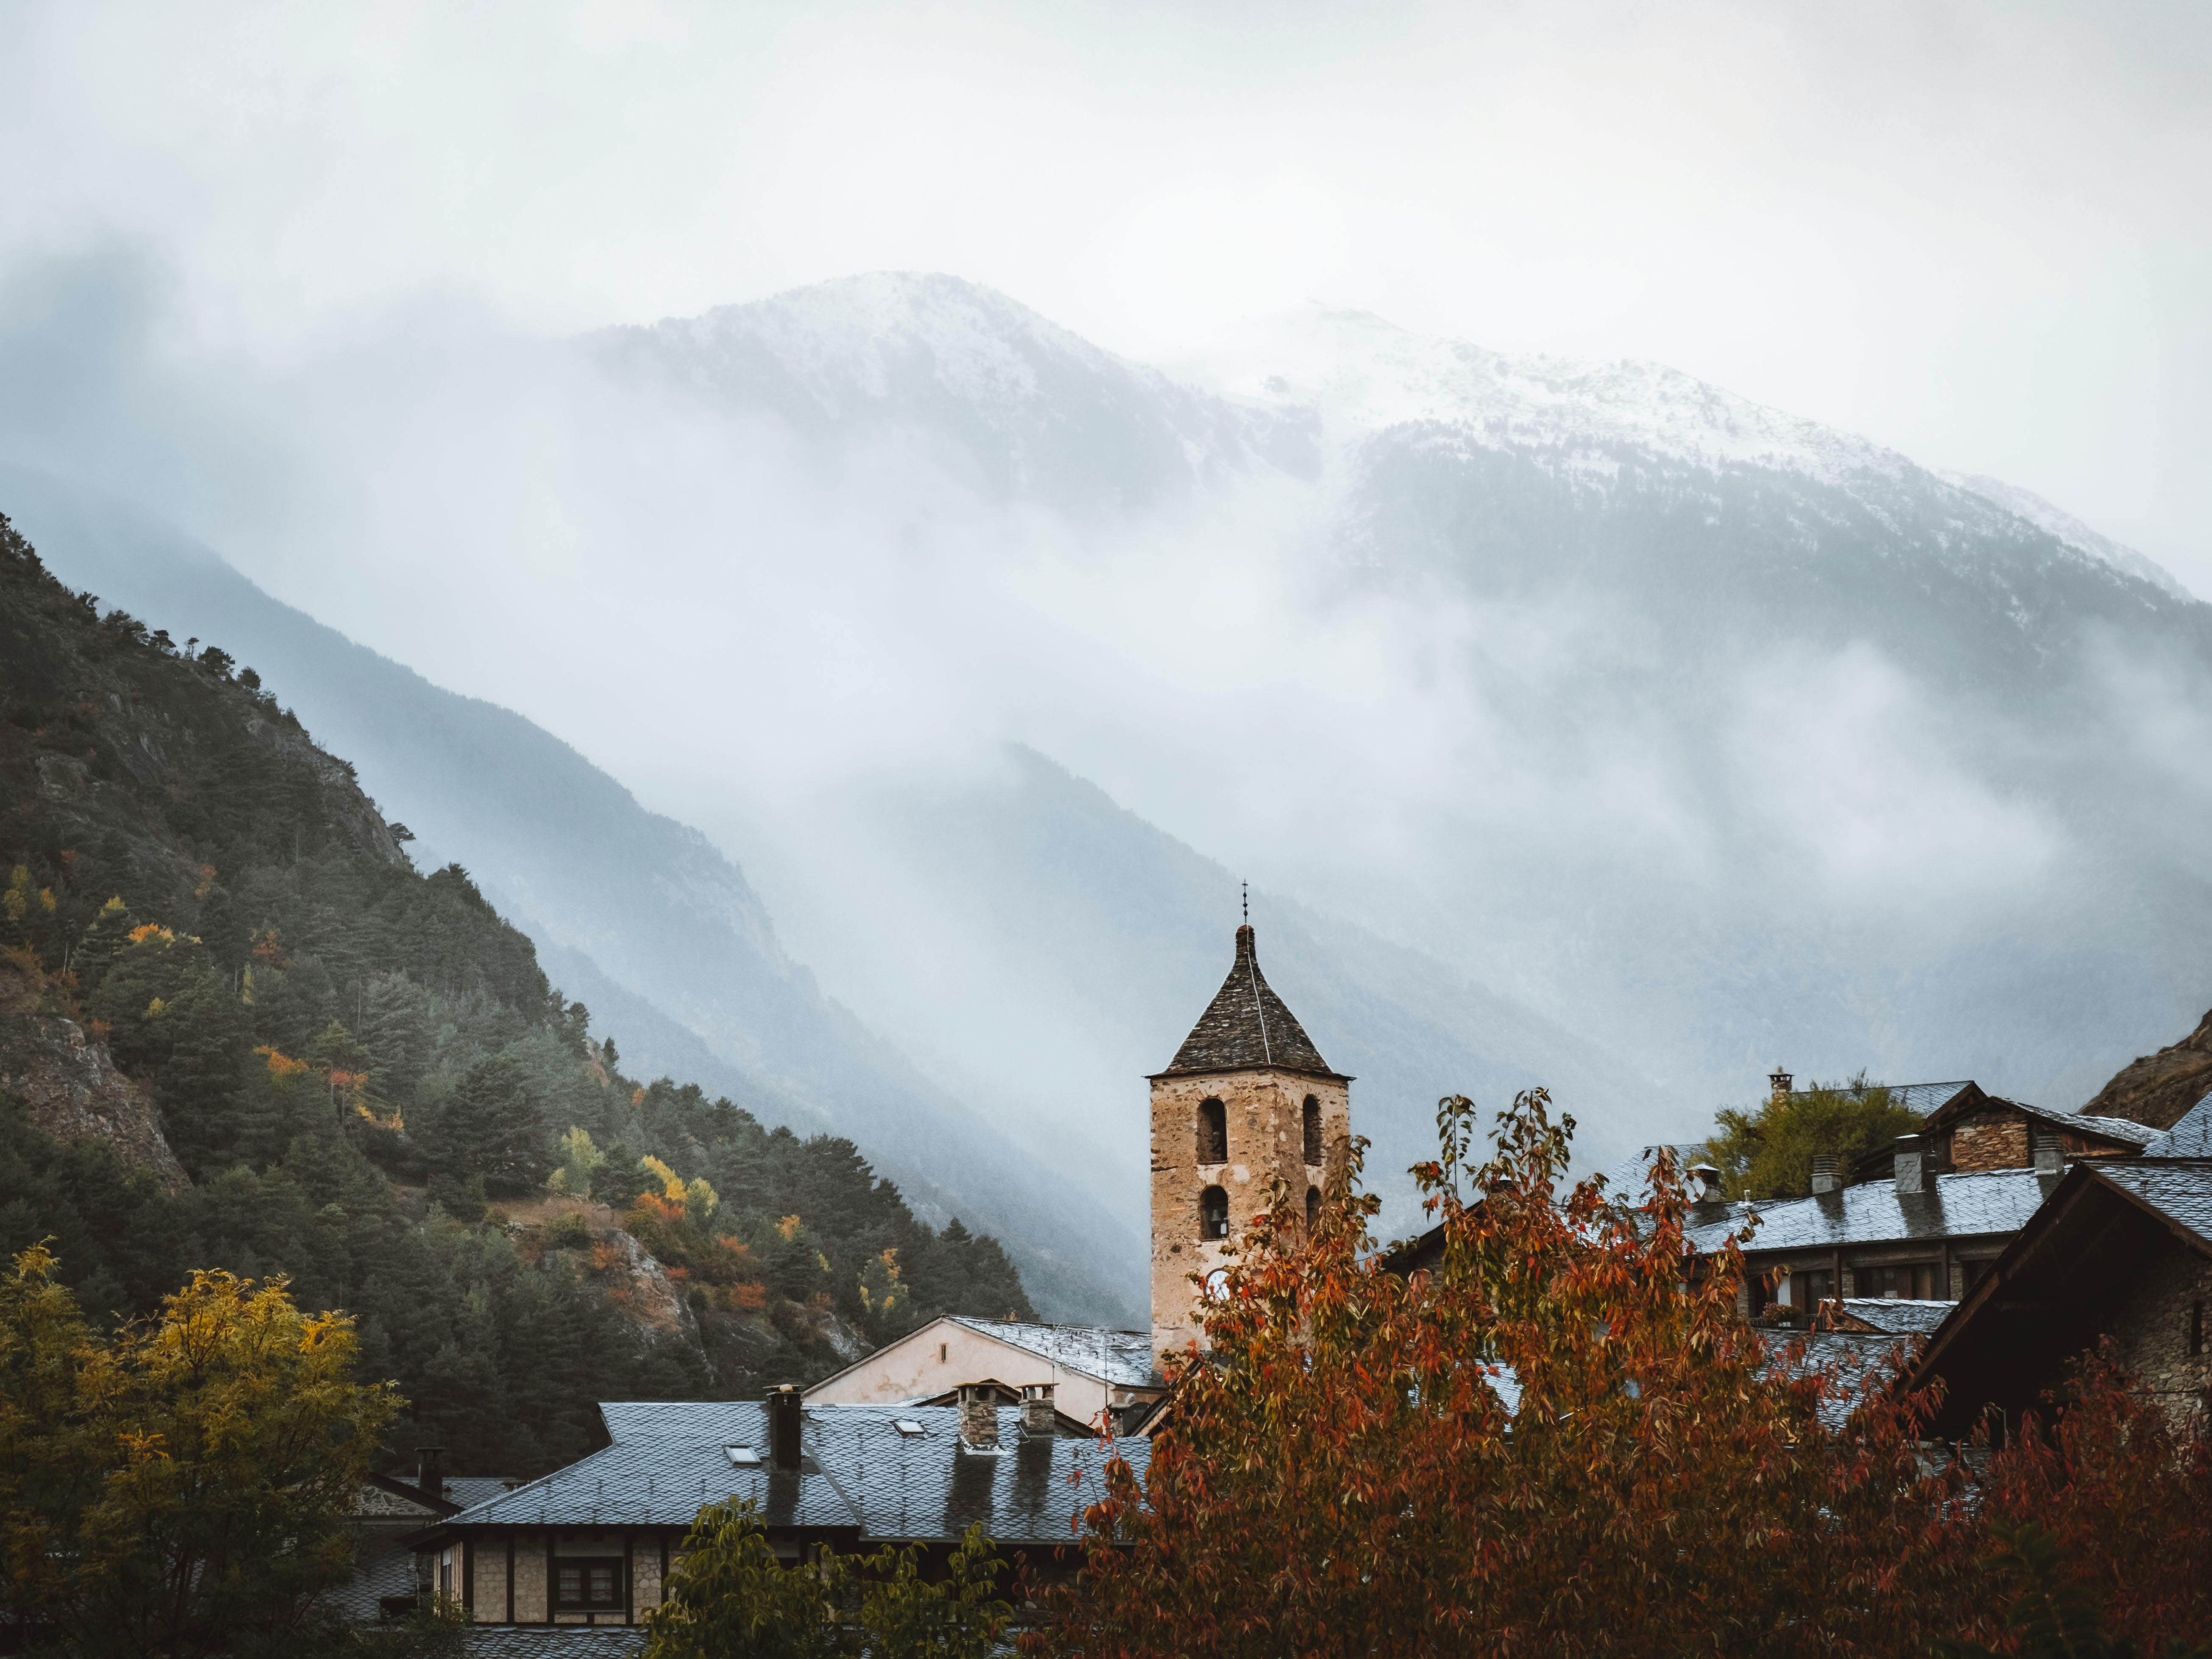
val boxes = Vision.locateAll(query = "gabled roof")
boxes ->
[1917,1082,2157,1149]
[2142,1096,2212,1158]
[428,1401,1146,1548]
[946,1319,1164,1390]
[1685,1166,2058,1255]
[1909,1158,2212,1434]
[1830,1298,1955,1337]
[1156,925,1339,1079]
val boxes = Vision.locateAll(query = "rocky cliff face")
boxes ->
[0,964,186,1189]
[2079,1007,2212,1130]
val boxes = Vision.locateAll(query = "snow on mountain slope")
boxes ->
[594,271,1317,511]
[1943,470,2193,601]
[1186,304,1907,482]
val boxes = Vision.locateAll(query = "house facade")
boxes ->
[1912,1102,2212,1438]
[803,1314,1162,1431]
[407,1387,1147,1634]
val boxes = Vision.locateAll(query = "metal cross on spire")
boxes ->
[1242,881,1248,925]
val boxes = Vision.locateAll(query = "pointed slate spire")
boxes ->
[1160,924,1336,1078]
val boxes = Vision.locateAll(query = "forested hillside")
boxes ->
[0,511,1031,1479]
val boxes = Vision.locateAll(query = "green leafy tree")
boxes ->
[546,1125,607,1199]
[643,1498,1011,1659]
[0,1245,399,1658]
[1703,1072,1923,1199]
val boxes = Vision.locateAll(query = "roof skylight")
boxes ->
[893,1419,926,1437]
[725,1445,761,1466]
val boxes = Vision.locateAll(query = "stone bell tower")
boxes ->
[1149,920,1351,1365]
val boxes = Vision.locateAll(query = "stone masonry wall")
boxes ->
[472,1544,508,1623]
[1151,1068,1349,1363]
[2109,1247,2212,1437]
[1950,1118,2030,1172]
[511,1534,546,1623]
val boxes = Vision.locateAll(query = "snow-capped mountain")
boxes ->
[577,274,2212,1128]
[593,271,1315,512]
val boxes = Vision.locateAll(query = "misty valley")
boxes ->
[6,272,2212,1656]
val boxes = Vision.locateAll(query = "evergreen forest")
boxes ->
[0,511,1034,1480]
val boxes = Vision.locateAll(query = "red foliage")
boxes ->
[1025,1091,2212,1658]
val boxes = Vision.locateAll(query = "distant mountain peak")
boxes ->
[1184,302,1909,487]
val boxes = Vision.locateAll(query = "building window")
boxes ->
[1305,1185,1320,1230]
[1303,1096,1322,1165]
[1198,1098,1227,1164]
[555,1559,624,1611]
[1871,1264,1941,1301]
[1199,1185,1229,1240]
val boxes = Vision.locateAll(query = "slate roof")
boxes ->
[2091,1159,2212,1247]
[1159,925,1337,1078]
[1834,1298,1956,1337]
[945,1319,1163,1390]
[1685,1167,2059,1256]
[434,1402,1144,1548]
[2142,1098,2212,1158]
[461,1633,646,1658]
[1765,1330,1918,1432]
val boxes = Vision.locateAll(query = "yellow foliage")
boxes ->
[39,887,55,913]
[143,998,167,1019]
[126,923,175,946]
[193,864,217,899]
[255,1045,310,1081]
[776,1213,803,1242]
[640,1154,687,1206]
[631,1086,646,1108]
[3,867,27,923]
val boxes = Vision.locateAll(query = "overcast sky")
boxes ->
[3,0,2207,589]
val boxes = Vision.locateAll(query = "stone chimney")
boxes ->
[767,1384,804,1471]
[1810,1155,1839,1196]
[957,1383,1001,1453]
[1768,1065,1793,1105]
[2033,1132,2063,1175]
[1019,1382,1056,1439]
[414,1445,445,1502]
[1893,1134,1925,1196]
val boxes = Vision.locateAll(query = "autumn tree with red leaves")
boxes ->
[1028,1090,2212,1658]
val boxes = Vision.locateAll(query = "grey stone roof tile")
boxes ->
[945,1319,1162,1389]
[461,1632,646,1657]
[1686,1167,2057,1255]
[2141,1100,2212,1158]
[1160,925,1334,1078]
[442,1402,1144,1548]
[2091,1159,2212,1245]
[1836,1298,1955,1337]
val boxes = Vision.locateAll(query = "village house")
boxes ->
[803,1315,1163,1432]
[403,1385,1144,1641]
[342,1451,519,1623]
[1911,1099,2212,1439]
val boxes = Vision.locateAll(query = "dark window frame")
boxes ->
[553,1557,625,1611]
[1199,1184,1230,1240]
[1304,1185,1320,1230]
[1198,1098,1228,1165]
[1302,1096,1322,1165]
